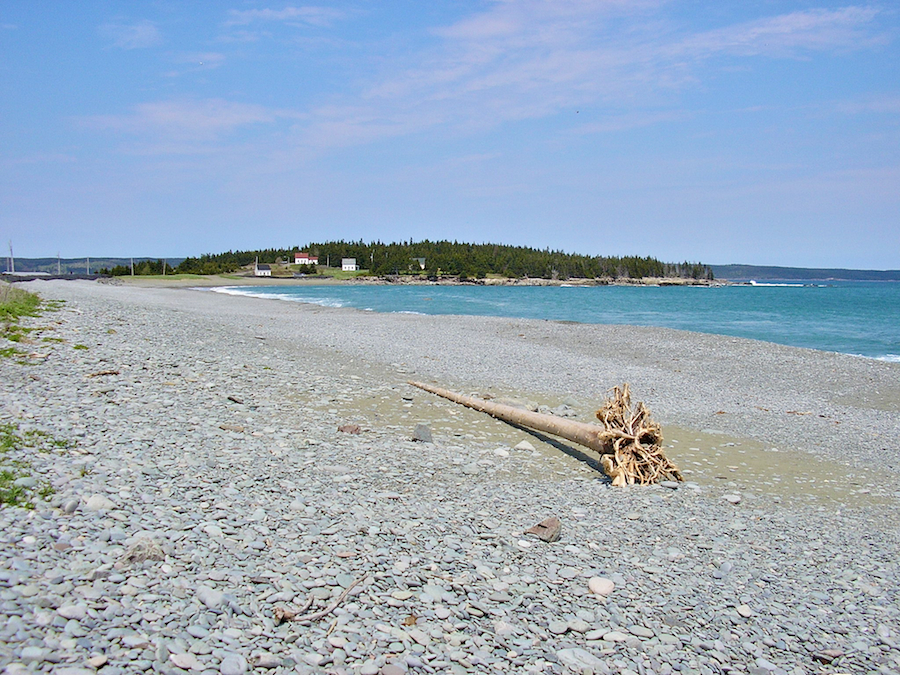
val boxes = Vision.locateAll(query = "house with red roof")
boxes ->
[294,252,319,266]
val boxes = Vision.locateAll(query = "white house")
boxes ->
[255,263,272,277]
[342,258,359,271]
[294,252,319,266]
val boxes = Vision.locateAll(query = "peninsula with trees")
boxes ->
[172,240,714,283]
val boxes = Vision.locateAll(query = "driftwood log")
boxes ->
[408,381,682,486]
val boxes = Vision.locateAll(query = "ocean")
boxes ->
[212,281,900,362]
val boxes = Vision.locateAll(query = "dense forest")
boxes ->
[172,240,712,280]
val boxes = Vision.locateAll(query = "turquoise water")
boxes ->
[213,281,900,361]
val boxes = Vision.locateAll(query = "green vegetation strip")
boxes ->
[0,283,42,348]
[0,283,63,360]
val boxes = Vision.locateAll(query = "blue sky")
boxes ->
[2,2,898,268]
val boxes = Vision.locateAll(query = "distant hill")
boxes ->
[711,264,900,281]
[4,257,185,275]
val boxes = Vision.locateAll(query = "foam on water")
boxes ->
[211,286,347,308]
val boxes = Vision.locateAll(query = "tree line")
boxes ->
[98,260,175,276]
[105,240,713,281]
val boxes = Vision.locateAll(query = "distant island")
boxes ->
[174,241,713,282]
[711,264,900,281]
[8,241,712,282]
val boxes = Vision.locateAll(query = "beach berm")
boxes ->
[0,279,897,674]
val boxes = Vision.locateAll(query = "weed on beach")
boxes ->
[0,283,60,358]
[0,422,66,508]
[0,284,41,322]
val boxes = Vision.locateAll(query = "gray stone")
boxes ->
[84,494,116,511]
[548,620,569,635]
[19,646,46,663]
[254,653,282,668]
[556,648,606,672]
[196,586,224,610]
[57,604,88,621]
[412,424,433,443]
[219,653,248,675]
[628,625,654,638]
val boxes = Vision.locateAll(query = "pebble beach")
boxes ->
[1,279,898,675]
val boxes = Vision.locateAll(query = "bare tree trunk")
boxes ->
[408,381,682,485]
[408,381,612,455]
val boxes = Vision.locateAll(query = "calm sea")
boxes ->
[213,281,900,362]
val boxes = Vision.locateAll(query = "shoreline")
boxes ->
[96,273,725,289]
[20,279,900,473]
[1,279,898,674]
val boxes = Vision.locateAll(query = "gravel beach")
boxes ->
[1,279,898,675]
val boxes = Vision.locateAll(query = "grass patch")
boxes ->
[0,283,57,356]
[73,344,89,350]
[0,424,19,452]
[0,469,29,508]
[0,422,66,509]
[0,284,41,322]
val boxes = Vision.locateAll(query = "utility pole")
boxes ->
[163,259,167,275]
[130,258,134,276]
[87,257,90,275]
[7,241,14,274]
[57,253,61,275]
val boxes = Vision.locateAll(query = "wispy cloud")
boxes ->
[224,6,346,27]
[81,99,294,143]
[98,18,161,50]
[85,3,892,162]
[836,94,900,114]
[295,2,884,150]
[673,6,882,58]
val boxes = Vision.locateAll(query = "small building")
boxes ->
[413,257,426,270]
[342,258,359,271]
[294,252,319,266]
[255,263,272,277]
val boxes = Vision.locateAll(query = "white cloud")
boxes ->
[673,6,882,58]
[87,4,893,161]
[224,6,345,27]
[81,99,293,143]
[836,95,900,115]
[99,18,161,50]
[300,2,885,149]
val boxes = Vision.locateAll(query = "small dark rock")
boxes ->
[813,649,843,664]
[525,516,562,542]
